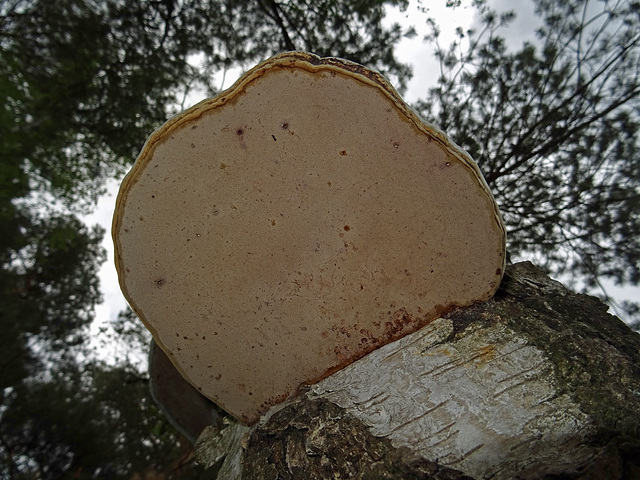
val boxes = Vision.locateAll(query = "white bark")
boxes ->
[311,317,590,478]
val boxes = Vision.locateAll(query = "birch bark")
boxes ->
[195,262,640,479]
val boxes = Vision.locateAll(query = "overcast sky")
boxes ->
[83,0,638,362]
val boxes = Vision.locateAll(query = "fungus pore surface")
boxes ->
[113,52,506,425]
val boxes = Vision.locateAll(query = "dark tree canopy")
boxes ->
[417,0,640,324]
[1,0,413,208]
[1,360,201,479]
[0,214,105,395]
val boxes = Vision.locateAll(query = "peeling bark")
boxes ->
[195,262,640,479]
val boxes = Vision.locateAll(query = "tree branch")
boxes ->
[256,0,296,51]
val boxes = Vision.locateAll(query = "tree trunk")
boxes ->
[194,262,640,479]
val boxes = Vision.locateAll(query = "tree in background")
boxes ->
[1,358,200,479]
[0,0,414,477]
[0,215,104,394]
[418,0,640,326]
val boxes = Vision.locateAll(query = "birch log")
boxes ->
[194,262,640,479]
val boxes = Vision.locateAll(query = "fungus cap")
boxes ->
[113,52,506,425]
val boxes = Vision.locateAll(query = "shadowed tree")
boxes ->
[0,359,203,479]
[0,215,105,396]
[416,0,640,325]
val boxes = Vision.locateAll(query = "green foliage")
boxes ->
[0,213,105,394]
[226,0,414,90]
[2,0,192,208]
[0,360,201,479]
[418,0,640,323]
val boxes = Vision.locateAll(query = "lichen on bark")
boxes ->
[492,262,640,444]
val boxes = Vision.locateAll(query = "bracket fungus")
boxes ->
[113,52,506,425]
